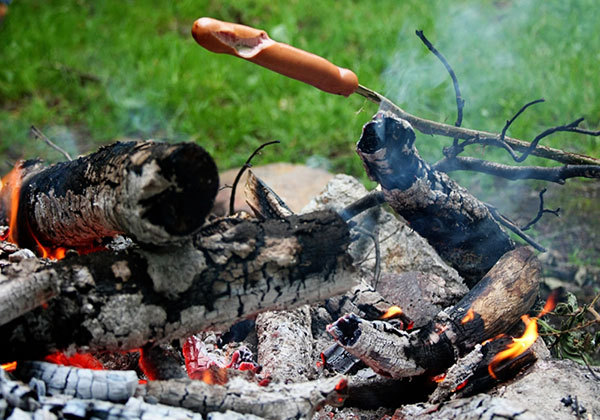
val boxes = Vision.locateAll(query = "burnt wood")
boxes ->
[327,247,539,378]
[1,141,219,251]
[356,111,515,286]
[0,211,354,362]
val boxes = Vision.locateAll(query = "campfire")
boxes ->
[1,16,600,420]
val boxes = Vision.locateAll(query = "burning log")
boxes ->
[0,210,355,362]
[138,375,348,419]
[327,247,539,378]
[0,141,219,252]
[356,111,515,286]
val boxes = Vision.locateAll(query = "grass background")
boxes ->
[1,0,598,174]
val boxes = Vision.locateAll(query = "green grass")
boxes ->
[0,0,599,180]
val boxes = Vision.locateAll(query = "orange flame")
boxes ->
[1,163,67,260]
[461,309,475,324]
[1,361,17,372]
[538,290,559,317]
[488,315,538,379]
[432,373,446,383]
[381,305,403,320]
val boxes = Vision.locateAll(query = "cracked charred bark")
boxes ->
[0,211,355,363]
[356,111,515,286]
[327,247,539,378]
[0,140,219,251]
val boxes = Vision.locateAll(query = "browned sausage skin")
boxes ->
[192,17,359,96]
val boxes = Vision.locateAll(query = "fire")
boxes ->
[538,289,559,317]
[488,315,538,379]
[486,292,558,379]
[461,309,475,324]
[381,305,403,320]
[432,373,446,383]
[0,163,67,260]
[1,361,17,372]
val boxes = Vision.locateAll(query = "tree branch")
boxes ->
[415,30,464,146]
[521,188,560,231]
[433,156,600,183]
[356,85,600,166]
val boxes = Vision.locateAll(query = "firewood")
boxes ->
[356,111,515,286]
[0,141,219,251]
[16,361,138,403]
[137,375,348,420]
[255,305,314,383]
[327,247,539,378]
[0,211,355,362]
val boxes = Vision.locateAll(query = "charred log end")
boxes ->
[327,314,362,346]
[356,112,419,191]
[139,142,219,239]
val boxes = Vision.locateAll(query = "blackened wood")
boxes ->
[2,141,218,250]
[327,247,539,378]
[0,211,354,362]
[137,375,348,419]
[356,111,515,286]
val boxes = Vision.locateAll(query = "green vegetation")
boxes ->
[1,0,599,176]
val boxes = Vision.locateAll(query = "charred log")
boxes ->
[0,211,355,362]
[137,375,348,420]
[0,141,219,251]
[327,247,539,378]
[356,111,515,286]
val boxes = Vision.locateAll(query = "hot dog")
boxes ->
[192,17,359,97]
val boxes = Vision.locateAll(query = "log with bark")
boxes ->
[356,111,515,286]
[327,247,539,378]
[0,210,355,362]
[0,140,219,251]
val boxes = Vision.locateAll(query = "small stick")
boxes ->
[485,204,546,252]
[415,29,464,146]
[521,188,560,231]
[30,125,72,161]
[229,140,280,215]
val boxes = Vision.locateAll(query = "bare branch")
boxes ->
[485,204,546,252]
[30,125,72,161]
[356,85,600,166]
[229,140,280,215]
[521,188,560,231]
[415,30,464,146]
[500,99,545,143]
[433,156,600,183]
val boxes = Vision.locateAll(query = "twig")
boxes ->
[521,188,560,231]
[339,190,386,221]
[579,351,600,381]
[499,116,598,163]
[229,140,280,215]
[500,99,545,143]
[432,156,600,183]
[354,85,600,166]
[352,226,381,290]
[485,204,546,252]
[30,125,72,161]
[539,319,600,336]
[415,30,464,147]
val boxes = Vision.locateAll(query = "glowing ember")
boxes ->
[488,315,538,379]
[461,309,475,324]
[1,361,17,372]
[454,379,468,391]
[44,352,104,370]
[381,305,403,320]
[432,373,446,383]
